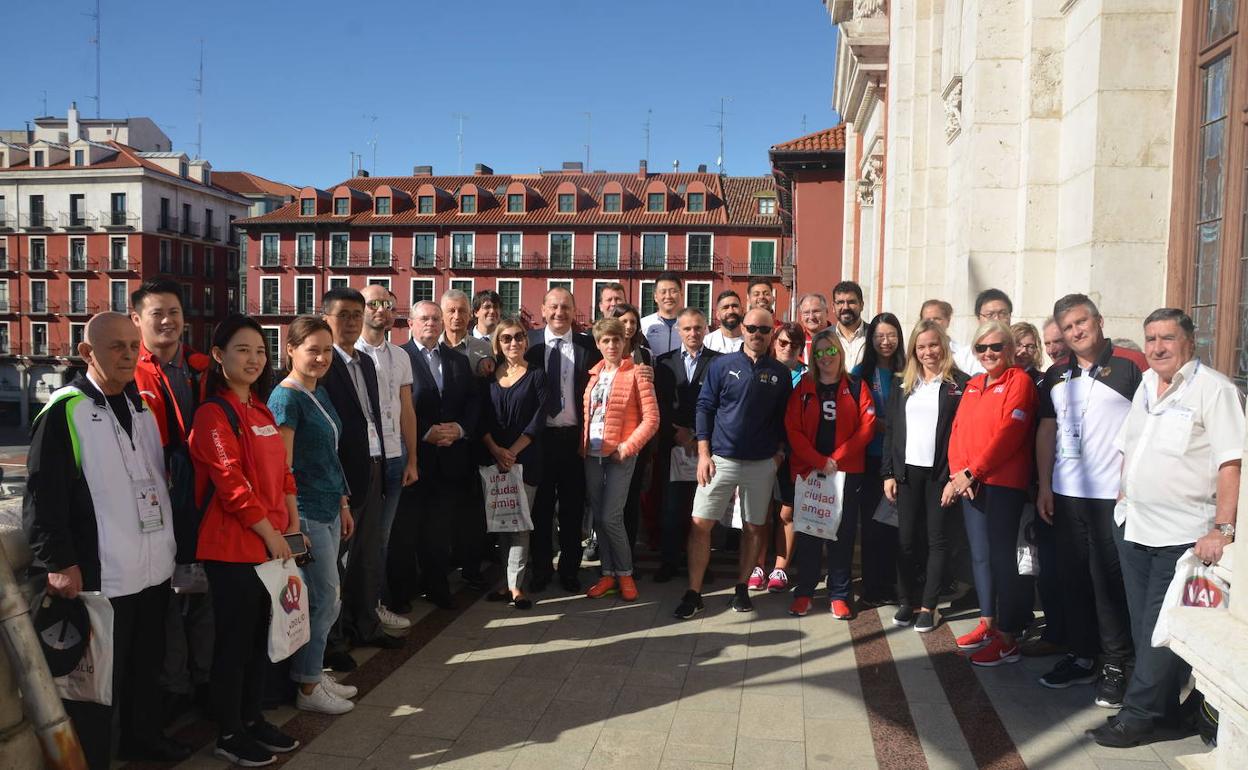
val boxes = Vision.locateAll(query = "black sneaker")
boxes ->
[246,719,299,753]
[914,609,939,633]
[893,606,915,627]
[731,583,753,613]
[673,589,704,619]
[1095,664,1128,708]
[214,733,275,767]
[1039,655,1098,689]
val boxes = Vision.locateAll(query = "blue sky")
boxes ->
[1,1,840,188]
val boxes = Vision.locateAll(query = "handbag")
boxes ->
[479,464,533,533]
[54,592,113,705]
[255,559,311,662]
[793,472,846,540]
[1152,548,1231,648]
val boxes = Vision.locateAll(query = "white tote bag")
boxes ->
[1152,548,1232,648]
[54,592,113,705]
[1016,503,1040,577]
[254,559,311,662]
[793,472,847,540]
[480,464,533,533]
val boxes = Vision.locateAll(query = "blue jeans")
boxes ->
[290,516,342,684]
[379,454,405,604]
[962,485,1033,635]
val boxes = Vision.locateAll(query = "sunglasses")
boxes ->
[775,338,796,348]
[814,346,841,359]
[743,324,772,335]
[365,299,394,310]
[974,342,1007,353]
[497,333,525,345]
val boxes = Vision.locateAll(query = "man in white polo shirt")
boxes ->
[1087,308,1243,748]
[640,272,684,358]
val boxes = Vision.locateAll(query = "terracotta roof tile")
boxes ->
[770,125,847,153]
[213,171,301,198]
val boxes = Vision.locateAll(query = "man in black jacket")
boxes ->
[396,300,480,608]
[526,287,601,593]
[320,288,397,662]
[653,308,718,582]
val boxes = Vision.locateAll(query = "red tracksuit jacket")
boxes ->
[785,374,877,481]
[946,366,1037,490]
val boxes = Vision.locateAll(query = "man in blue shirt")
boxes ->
[674,308,793,618]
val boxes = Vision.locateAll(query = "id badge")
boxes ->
[135,479,165,533]
[367,422,381,452]
[1059,424,1082,459]
[589,421,605,442]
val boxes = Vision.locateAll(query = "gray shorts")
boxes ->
[690,455,777,527]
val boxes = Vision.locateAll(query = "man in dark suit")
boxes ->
[395,300,480,608]
[653,308,719,583]
[320,287,399,665]
[525,286,601,593]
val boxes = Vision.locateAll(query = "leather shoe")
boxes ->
[1087,716,1157,748]
[559,574,582,593]
[117,736,193,762]
[426,592,457,610]
[361,634,405,650]
[652,563,679,583]
[323,650,357,673]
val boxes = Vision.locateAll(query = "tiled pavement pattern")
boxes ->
[151,568,1211,770]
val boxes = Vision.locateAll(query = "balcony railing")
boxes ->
[248,301,296,317]
[205,224,221,241]
[259,251,285,268]
[106,255,134,272]
[21,212,52,230]
[0,215,12,231]
[20,342,75,357]
[100,210,138,230]
[293,251,319,268]
[65,254,98,272]
[183,219,201,237]
[23,299,60,314]
[60,211,98,230]
[65,300,101,316]
[26,254,57,272]
[158,215,180,233]
[330,251,395,269]
[727,258,779,277]
[0,300,11,313]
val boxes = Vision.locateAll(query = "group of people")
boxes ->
[20,270,1242,766]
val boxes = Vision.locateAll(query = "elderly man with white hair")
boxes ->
[440,288,494,377]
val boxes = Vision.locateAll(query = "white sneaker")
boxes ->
[322,673,358,700]
[296,681,354,715]
[377,604,412,630]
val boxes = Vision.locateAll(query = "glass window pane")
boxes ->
[640,284,656,316]
[414,234,435,267]
[499,282,520,316]
[1207,0,1237,43]
[595,234,619,269]
[750,241,776,274]
[1200,119,1227,221]
[550,234,572,270]
[642,235,666,269]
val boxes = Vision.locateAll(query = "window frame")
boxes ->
[0,321,9,354]
[459,194,477,214]
[261,233,280,266]
[369,232,393,267]
[685,280,713,318]
[410,277,435,305]
[0,279,8,312]
[300,198,316,216]
[261,326,281,370]
[646,192,665,213]
[687,192,706,213]
[748,238,778,275]
[641,232,667,270]
[638,280,657,316]
[594,232,620,270]
[548,232,574,270]
[496,278,521,317]
[603,192,622,213]
[412,232,437,268]
[374,196,392,216]
[108,279,128,313]
[259,276,281,315]
[450,278,474,296]
[294,276,317,315]
[330,232,350,267]
[451,232,475,269]
[296,232,316,266]
[557,193,576,213]
[498,232,523,269]
[69,278,88,314]
[686,232,714,271]
[30,320,48,355]
[29,278,48,313]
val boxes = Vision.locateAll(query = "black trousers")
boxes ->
[1054,494,1132,665]
[532,426,587,580]
[389,480,423,605]
[895,464,953,610]
[1035,513,1066,644]
[413,474,473,601]
[331,460,384,647]
[453,471,488,580]
[65,581,170,769]
[856,455,898,600]
[203,561,269,736]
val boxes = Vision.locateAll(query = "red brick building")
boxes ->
[769,126,849,304]
[235,162,790,358]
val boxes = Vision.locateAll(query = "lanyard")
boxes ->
[86,372,154,482]
[283,378,340,449]
[1060,363,1101,427]
[1144,360,1200,413]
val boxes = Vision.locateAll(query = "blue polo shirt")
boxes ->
[696,350,793,461]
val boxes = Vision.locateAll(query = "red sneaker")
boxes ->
[956,618,992,650]
[586,576,616,599]
[618,575,638,602]
[747,566,766,591]
[788,597,812,617]
[830,599,853,619]
[970,633,1020,667]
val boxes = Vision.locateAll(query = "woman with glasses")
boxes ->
[1011,321,1045,387]
[784,329,876,617]
[943,321,1038,666]
[851,312,905,606]
[883,320,969,632]
[480,318,546,610]
[748,322,809,592]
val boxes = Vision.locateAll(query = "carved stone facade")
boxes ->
[942,78,962,144]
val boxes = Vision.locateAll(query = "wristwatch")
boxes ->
[1216,523,1236,541]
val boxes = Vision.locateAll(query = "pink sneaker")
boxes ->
[767,569,789,593]
[747,566,766,591]
[956,619,993,650]
[970,633,1020,667]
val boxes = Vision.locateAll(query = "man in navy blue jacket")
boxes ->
[674,308,792,619]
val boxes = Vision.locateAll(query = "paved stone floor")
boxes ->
[149,560,1213,770]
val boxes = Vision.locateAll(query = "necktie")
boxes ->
[547,338,564,417]
[427,348,443,393]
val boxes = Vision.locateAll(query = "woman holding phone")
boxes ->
[267,315,357,715]
[190,314,300,766]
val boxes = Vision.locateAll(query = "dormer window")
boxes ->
[33,150,45,167]
[179,161,189,178]
[375,196,391,215]
[687,192,705,213]
[647,192,665,213]
[418,195,434,214]
[757,197,777,216]
[558,193,575,213]
[73,149,85,167]
[334,198,349,215]
[301,199,315,216]
[460,194,476,214]
[507,193,524,213]
[203,169,211,186]
[603,192,622,213]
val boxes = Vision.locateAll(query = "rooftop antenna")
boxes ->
[452,112,469,174]
[583,111,592,170]
[363,113,379,174]
[40,90,48,117]
[191,40,204,159]
[85,0,101,117]
[709,97,731,175]
[801,114,808,134]
[350,151,361,178]
[643,108,652,165]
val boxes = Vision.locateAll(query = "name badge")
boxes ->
[251,424,278,437]
[1059,423,1082,459]
[135,479,165,533]
[367,422,381,451]
[589,421,605,442]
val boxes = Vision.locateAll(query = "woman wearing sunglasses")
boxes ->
[480,318,547,610]
[943,320,1038,665]
[882,320,969,632]
[784,329,876,618]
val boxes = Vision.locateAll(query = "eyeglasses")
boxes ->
[365,299,394,310]
[743,324,772,335]
[1017,343,1038,352]
[979,310,1010,320]
[332,311,364,322]
[814,346,841,359]
[974,342,1007,353]
[497,333,524,345]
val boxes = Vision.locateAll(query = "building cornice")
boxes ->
[832,8,890,127]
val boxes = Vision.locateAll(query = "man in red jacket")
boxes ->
[130,279,212,720]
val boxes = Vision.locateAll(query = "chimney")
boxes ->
[638,159,648,179]
[697,164,707,173]
[561,161,583,173]
[413,165,433,176]
[474,163,493,175]
[673,160,680,172]
[67,102,80,142]
[356,169,370,177]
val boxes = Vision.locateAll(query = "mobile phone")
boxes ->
[283,533,308,556]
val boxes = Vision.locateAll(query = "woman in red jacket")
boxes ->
[943,320,1038,667]
[189,314,301,767]
[784,329,876,618]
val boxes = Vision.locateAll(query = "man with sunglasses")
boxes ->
[357,285,419,624]
[675,308,793,619]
